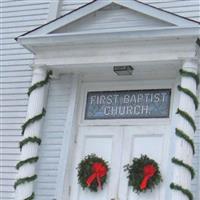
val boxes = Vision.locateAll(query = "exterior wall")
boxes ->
[0,1,50,199]
[1,1,200,200]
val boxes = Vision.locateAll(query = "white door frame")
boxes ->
[62,78,178,200]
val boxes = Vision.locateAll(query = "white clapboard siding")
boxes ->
[191,88,200,200]
[60,0,200,22]
[34,75,73,200]
[0,1,50,199]
[54,4,172,34]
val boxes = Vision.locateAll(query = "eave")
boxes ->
[18,26,200,55]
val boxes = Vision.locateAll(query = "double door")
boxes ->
[70,125,169,200]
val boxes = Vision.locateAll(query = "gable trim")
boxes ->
[16,0,200,40]
[116,0,200,26]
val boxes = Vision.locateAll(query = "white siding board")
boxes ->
[60,0,200,22]
[1,1,50,199]
[55,4,172,34]
[191,88,200,200]
[34,75,73,200]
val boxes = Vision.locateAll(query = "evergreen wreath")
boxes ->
[124,155,162,193]
[77,154,109,192]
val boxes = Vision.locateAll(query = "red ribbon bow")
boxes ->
[140,164,156,190]
[86,162,107,190]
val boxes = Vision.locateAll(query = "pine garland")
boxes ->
[179,69,199,86]
[170,183,193,200]
[14,175,37,189]
[177,85,199,110]
[170,68,198,200]
[15,71,52,199]
[21,108,46,135]
[20,136,41,150]
[28,70,52,96]
[16,157,39,170]
[175,128,195,155]
[172,158,195,179]
[24,193,35,200]
[176,108,196,132]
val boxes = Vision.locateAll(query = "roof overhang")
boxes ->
[16,0,200,73]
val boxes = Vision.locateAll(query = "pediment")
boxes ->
[18,0,199,38]
[51,3,174,34]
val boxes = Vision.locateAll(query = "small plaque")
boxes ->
[85,89,171,120]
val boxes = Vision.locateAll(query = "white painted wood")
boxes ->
[69,124,170,200]
[171,59,199,200]
[119,125,170,200]
[53,4,172,34]
[34,74,74,200]
[70,126,124,200]
[60,0,200,22]
[48,0,63,21]
[1,1,50,199]
[15,67,48,200]
[55,75,80,200]
[20,0,199,37]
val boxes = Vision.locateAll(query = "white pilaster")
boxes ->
[15,67,49,200]
[171,59,198,200]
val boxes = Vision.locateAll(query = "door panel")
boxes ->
[70,126,123,200]
[119,126,170,200]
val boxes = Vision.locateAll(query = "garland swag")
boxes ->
[14,70,52,200]
[170,69,199,200]
[20,136,41,150]
[177,85,199,110]
[176,108,196,132]
[16,157,39,170]
[175,128,195,155]
[14,175,37,190]
[21,108,46,136]
[170,183,193,200]
[171,158,195,179]
[27,70,52,96]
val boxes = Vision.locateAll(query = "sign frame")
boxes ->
[78,80,175,126]
[84,89,171,120]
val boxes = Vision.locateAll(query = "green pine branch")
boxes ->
[20,136,41,150]
[172,157,195,179]
[16,157,39,170]
[179,69,199,86]
[28,70,52,96]
[170,183,193,200]
[175,128,195,154]
[176,108,196,132]
[14,175,37,189]
[21,108,46,135]
[177,85,199,110]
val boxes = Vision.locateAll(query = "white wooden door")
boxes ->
[118,125,170,200]
[70,126,123,200]
[70,125,169,200]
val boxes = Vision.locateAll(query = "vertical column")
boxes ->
[15,67,52,200]
[171,59,199,200]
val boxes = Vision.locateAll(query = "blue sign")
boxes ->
[85,89,171,120]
